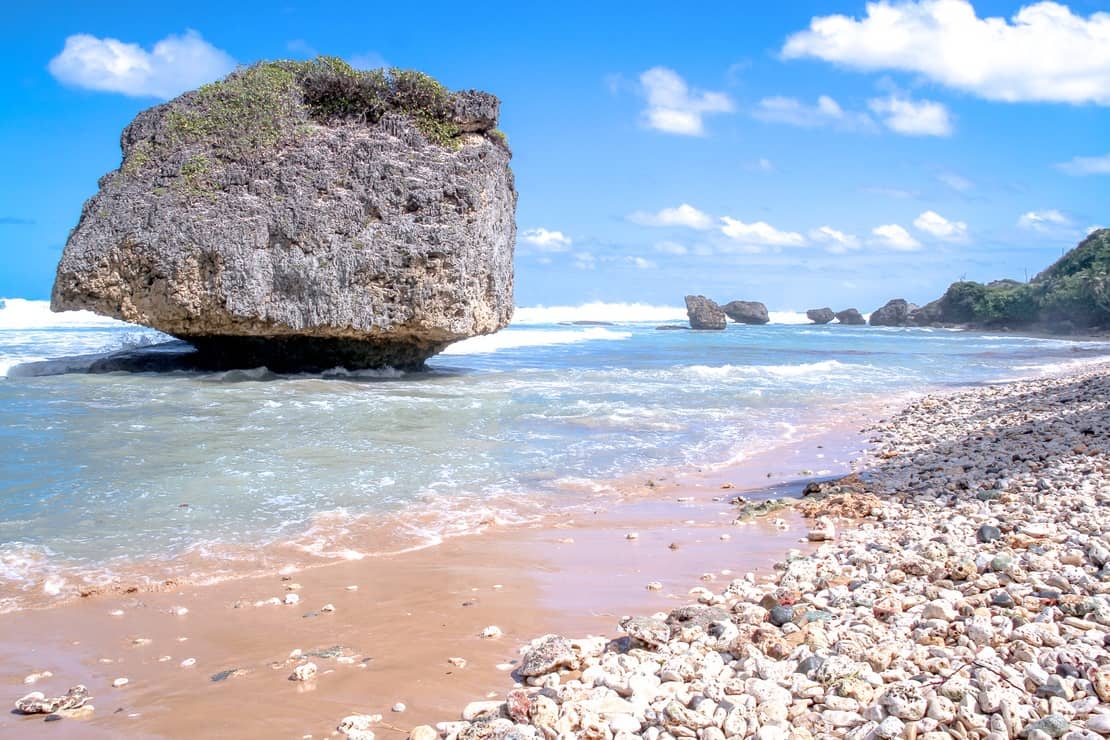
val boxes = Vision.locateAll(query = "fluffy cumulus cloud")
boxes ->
[520,228,573,252]
[1055,154,1110,176]
[872,224,922,251]
[629,256,657,270]
[809,226,861,253]
[867,95,953,136]
[753,94,875,131]
[913,210,968,241]
[720,217,807,247]
[48,30,236,99]
[782,1,1110,105]
[628,203,713,230]
[1018,209,1071,231]
[640,67,734,136]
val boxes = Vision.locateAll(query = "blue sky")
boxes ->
[2,1,1108,311]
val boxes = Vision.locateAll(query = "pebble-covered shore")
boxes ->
[345,366,1110,740]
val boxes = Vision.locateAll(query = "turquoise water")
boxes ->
[2,299,1108,610]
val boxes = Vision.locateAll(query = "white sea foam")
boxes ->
[0,298,129,330]
[513,302,686,324]
[682,359,862,379]
[767,311,813,325]
[441,327,632,354]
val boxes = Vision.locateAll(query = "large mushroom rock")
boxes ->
[869,299,918,327]
[806,307,835,324]
[834,308,866,325]
[684,295,726,330]
[722,300,769,324]
[51,59,516,372]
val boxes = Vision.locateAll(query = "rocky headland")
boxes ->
[392,364,1110,740]
[51,58,516,371]
[868,230,1110,333]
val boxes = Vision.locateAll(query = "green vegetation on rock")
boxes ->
[919,229,1110,331]
[157,57,471,162]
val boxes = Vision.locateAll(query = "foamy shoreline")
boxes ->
[401,362,1110,740]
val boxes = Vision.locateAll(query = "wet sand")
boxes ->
[0,404,885,739]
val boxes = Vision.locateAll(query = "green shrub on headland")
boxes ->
[921,229,1110,331]
[139,57,482,170]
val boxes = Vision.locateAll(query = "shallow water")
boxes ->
[2,298,1108,610]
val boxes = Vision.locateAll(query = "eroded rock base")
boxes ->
[184,336,447,373]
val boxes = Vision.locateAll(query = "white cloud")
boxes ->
[753,94,875,131]
[520,228,572,252]
[630,257,658,270]
[1056,153,1110,176]
[782,1,1110,106]
[809,226,861,253]
[937,172,973,191]
[913,210,968,241]
[1018,209,1071,231]
[868,95,953,136]
[640,67,734,136]
[572,251,596,270]
[1088,225,1105,235]
[629,203,713,230]
[872,224,922,251]
[654,241,689,255]
[48,30,236,99]
[720,217,807,247]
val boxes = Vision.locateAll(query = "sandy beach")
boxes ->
[1,397,880,738]
[4,361,1109,739]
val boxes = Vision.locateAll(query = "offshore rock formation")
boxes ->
[834,308,866,325]
[51,59,516,371]
[806,307,835,324]
[722,300,769,325]
[684,295,726,330]
[869,299,917,327]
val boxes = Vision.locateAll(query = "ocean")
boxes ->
[2,297,1108,612]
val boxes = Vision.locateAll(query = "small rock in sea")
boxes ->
[321,603,335,613]
[625,532,639,540]
[290,662,317,682]
[283,593,300,606]
[289,649,303,659]
[285,583,302,591]
[977,524,1003,543]
[479,625,502,639]
[157,656,172,663]
[345,585,359,591]
[392,702,406,713]
[180,658,196,668]
[668,542,680,550]
[447,657,467,668]
[338,714,377,735]
[210,668,248,683]
[111,678,129,688]
[14,685,91,714]
[109,609,125,617]
[170,606,188,616]
[720,533,731,540]
[23,671,53,685]
[646,581,663,591]
[409,726,437,740]
[131,637,152,647]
